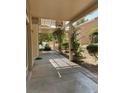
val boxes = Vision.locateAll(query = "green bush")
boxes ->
[43,44,51,51]
[87,44,98,58]
[71,30,82,57]
[62,42,69,49]
[90,32,98,43]
[39,49,44,51]
[35,57,42,60]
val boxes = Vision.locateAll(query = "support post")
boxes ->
[27,16,33,71]
[68,24,73,62]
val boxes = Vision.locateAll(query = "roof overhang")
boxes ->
[29,0,98,21]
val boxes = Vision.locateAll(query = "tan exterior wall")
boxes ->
[31,24,39,65]
[26,0,39,73]
[26,19,33,71]
[26,19,39,74]
[77,17,98,45]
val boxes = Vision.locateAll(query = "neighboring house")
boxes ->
[77,17,98,45]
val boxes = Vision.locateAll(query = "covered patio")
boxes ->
[26,0,98,93]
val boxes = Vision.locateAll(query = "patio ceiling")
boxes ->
[29,0,98,22]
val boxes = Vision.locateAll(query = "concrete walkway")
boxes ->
[27,51,97,93]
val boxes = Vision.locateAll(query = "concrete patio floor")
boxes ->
[27,51,98,93]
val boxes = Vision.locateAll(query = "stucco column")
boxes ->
[31,23,39,61]
[27,18,39,71]
[68,24,73,62]
[27,16,33,71]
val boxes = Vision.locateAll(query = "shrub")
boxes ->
[71,30,82,57]
[87,44,98,58]
[43,44,51,51]
[39,49,43,51]
[35,57,42,60]
[62,42,69,50]
[90,32,98,43]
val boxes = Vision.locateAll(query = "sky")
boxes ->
[85,10,98,20]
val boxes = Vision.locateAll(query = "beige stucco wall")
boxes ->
[26,19,39,73]
[77,17,98,45]
[26,15,39,71]
[31,24,39,65]
[27,0,39,76]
